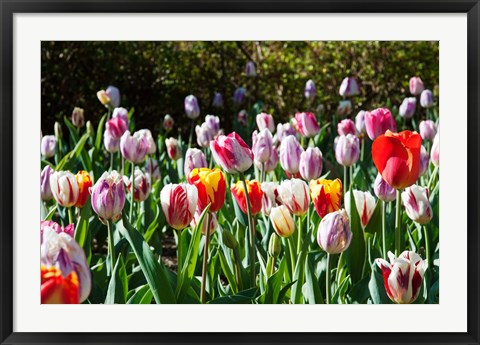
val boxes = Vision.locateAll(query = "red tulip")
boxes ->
[372,130,422,190]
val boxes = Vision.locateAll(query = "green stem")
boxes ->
[106,220,115,276]
[177,230,183,278]
[188,121,194,150]
[200,213,211,304]
[424,225,431,270]
[240,173,256,286]
[296,216,302,255]
[233,247,243,291]
[287,236,296,279]
[109,153,113,172]
[129,163,135,221]
[349,165,353,191]
[326,253,332,304]
[382,200,387,259]
[343,166,347,192]
[395,189,402,256]
[360,136,365,162]
[68,207,74,225]
[427,166,439,191]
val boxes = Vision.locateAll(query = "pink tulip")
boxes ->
[295,112,320,138]
[335,134,360,167]
[419,120,437,141]
[165,138,182,161]
[364,108,397,140]
[409,76,425,96]
[431,133,439,166]
[210,132,253,174]
[256,113,275,133]
[337,119,357,136]
[120,131,149,164]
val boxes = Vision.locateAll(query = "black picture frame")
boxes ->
[1,1,479,344]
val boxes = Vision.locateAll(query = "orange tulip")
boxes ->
[310,178,342,218]
[231,180,263,216]
[188,168,227,213]
[75,170,92,208]
[41,265,80,304]
[372,130,422,190]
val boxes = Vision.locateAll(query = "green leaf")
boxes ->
[349,275,370,303]
[218,250,238,293]
[55,133,89,171]
[345,189,366,283]
[44,205,57,221]
[118,213,176,304]
[368,266,392,304]
[95,114,107,151]
[291,232,310,304]
[303,253,324,304]
[74,198,91,248]
[127,285,153,304]
[263,259,286,304]
[105,255,128,304]
[176,204,210,302]
[364,201,382,235]
[209,288,258,304]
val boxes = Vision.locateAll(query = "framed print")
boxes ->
[1,1,479,344]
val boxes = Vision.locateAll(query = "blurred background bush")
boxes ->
[41,41,439,136]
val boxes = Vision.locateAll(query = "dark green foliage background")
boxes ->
[41,41,439,136]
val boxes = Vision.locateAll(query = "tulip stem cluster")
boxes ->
[68,207,74,226]
[326,253,332,304]
[395,189,402,256]
[129,163,135,221]
[106,219,115,276]
[200,213,211,304]
[381,200,387,259]
[240,173,256,286]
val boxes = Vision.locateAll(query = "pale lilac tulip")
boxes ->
[252,129,273,163]
[409,77,425,96]
[184,95,200,119]
[339,77,361,97]
[335,134,360,167]
[184,148,207,178]
[120,130,149,164]
[399,97,416,119]
[279,135,303,174]
[299,147,323,181]
[317,209,352,254]
[41,135,56,158]
[256,113,275,133]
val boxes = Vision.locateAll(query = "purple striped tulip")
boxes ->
[90,170,125,223]
[41,165,54,201]
[144,157,161,182]
[409,76,424,96]
[299,147,323,181]
[304,79,316,100]
[256,113,275,133]
[103,129,120,153]
[335,134,360,167]
[184,148,207,178]
[245,61,256,77]
[279,135,303,175]
[185,95,200,119]
[419,146,430,176]
[212,92,224,108]
[233,87,247,105]
[373,173,396,202]
[419,120,437,141]
[205,115,221,136]
[254,147,278,173]
[337,119,357,136]
[252,128,274,164]
[420,89,434,108]
[431,133,439,166]
[295,112,320,138]
[339,77,360,97]
[399,97,417,119]
[41,135,56,158]
[317,209,352,254]
[120,130,149,164]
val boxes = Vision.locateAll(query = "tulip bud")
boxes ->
[86,121,95,138]
[420,89,434,108]
[71,107,85,128]
[252,129,274,164]
[365,108,397,140]
[163,114,174,132]
[409,76,425,96]
[210,132,253,174]
[337,119,357,136]
[231,179,263,216]
[97,90,111,106]
[195,122,214,148]
[279,135,303,175]
[212,92,224,108]
[431,133,439,166]
[260,181,279,216]
[295,112,320,138]
[54,121,62,140]
[268,233,281,257]
[355,110,366,134]
[299,147,323,181]
[317,209,352,254]
[373,173,396,202]
[137,129,156,155]
[188,168,227,213]
[120,130,149,164]
[345,190,376,228]
[270,205,295,238]
[125,167,151,202]
[41,135,56,158]
[144,157,161,183]
[106,86,121,108]
[337,100,353,116]
[376,251,427,304]
[74,170,93,208]
[233,87,247,105]
[41,165,54,201]
[222,228,238,249]
[184,95,200,119]
[165,137,182,160]
[304,79,316,100]
[401,185,433,224]
[276,122,297,143]
[161,183,198,230]
[245,61,257,77]
[419,145,430,176]
[190,209,218,236]
[90,171,125,223]
[41,224,91,303]
[205,115,221,136]
[254,146,278,173]
[256,113,275,133]
[310,178,342,218]
[237,110,248,126]
[339,77,361,97]
[419,120,437,141]
[106,117,128,139]
[103,129,120,153]
[277,178,310,216]
[184,148,207,178]
[399,97,417,119]
[335,134,360,167]
[112,107,129,123]
[50,171,79,208]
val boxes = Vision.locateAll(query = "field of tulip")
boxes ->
[40,64,439,304]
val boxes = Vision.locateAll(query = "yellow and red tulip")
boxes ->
[74,170,92,208]
[309,178,342,218]
[188,168,227,213]
[231,179,263,216]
